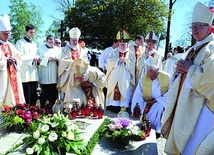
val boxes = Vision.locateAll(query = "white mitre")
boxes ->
[69,27,81,39]
[192,2,214,25]
[0,14,11,31]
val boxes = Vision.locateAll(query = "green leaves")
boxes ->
[8,0,44,44]
[101,118,145,146]
[21,112,86,155]
[60,0,168,49]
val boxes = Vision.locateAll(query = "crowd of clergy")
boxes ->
[0,1,214,155]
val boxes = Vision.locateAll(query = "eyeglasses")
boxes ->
[55,42,61,44]
[190,24,209,29]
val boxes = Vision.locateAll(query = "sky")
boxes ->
[0,0,210,55]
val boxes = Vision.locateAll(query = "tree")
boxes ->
[52,0,168,49]
[164,0,177,59]
[8,0,44,44]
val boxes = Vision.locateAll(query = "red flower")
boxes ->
[30,106,38,112]
[26,118,32,126]
[16,103,28,110]
[16,109,25,117]
[2,106,12,112]
[24,111,32,120]
[33,112,39,119]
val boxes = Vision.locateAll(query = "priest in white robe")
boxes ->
[15,24,39,106]
[63,58,105,108]
[161,2,214,155]
[144,31,163,74]
[105,29,135,113]
[58,27,88,94]
[163,46,186,76]
[131,65,170,133]
[37,35,60,109]
[0,14,25,107]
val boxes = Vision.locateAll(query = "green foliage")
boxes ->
[1,109,25,131]
[81,118,110,155]
[59,0,168,49]
[0,104,43,132]
[101,118,145,146]
[22,112,86,155]
[46,20,61,38]
[8,0,44,44]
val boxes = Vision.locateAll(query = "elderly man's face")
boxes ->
[70,38,79,46]
[191,22,210,41]
[0,31,10,41]
[146,42,155,50]
[147,70,159,81]
[119,42,128,53]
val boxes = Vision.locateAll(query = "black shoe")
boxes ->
[156,132,161,139]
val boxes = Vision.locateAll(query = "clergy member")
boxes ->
[63,58,105,109]
[144,31,163,73]
[15,24,39,106]
[0,14,25,107]
[37,35,60,110]
[161,2,214,154]
[57,27,88,95]
[105,29,135,113]
[131,65,170,134]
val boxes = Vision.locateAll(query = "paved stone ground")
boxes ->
[157,137,167,155]
[0,110,167,155]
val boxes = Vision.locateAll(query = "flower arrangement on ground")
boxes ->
[101,117,145,146]
[0,103,43,131]
[23,111,86,155]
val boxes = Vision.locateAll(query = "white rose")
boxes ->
[32,144,39,152]
[51,122,59,128]
[67,124,74,131]
[38,137,45,144]
[41,124,49,132]
[33,130,40,139]
[67,131,74,140]
[62,131,67,137]
[48,132,58,142]
[26,147,34,155]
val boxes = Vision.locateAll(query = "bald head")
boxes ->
[147,65,159,80]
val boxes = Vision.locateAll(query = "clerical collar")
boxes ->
[45,44,54,49]
[0,39,8,45]
[194,34,211,50]
[24,36,32,43]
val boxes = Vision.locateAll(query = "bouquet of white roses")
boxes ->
[23,111,86,155]
[102,117,145,146]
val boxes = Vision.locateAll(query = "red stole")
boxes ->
[70,49,79,60]
[119,51,127,58]
[0,44,20,104]
[134,46,140,59]
[134,46,140,82]
[80,81,96,107]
